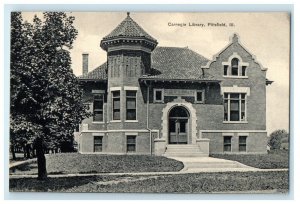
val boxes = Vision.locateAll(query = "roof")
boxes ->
[142,47,212,81]
[102,13,157,43]
[78,62,107,80]
[78,47,216,82]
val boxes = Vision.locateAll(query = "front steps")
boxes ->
[163,144,207,157]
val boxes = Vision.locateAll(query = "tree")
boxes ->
[10,12,89,180]
[268,129,289,150]
[10,12,40,160]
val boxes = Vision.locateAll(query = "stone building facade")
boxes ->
[77,13,272,156]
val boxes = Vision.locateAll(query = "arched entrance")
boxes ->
[168,106,189,144]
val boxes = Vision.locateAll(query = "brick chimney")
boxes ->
[82,52,89,75]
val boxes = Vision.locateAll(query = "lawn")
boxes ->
[10,153,184,175]
[9,171,289,193]
[210,150,289,169]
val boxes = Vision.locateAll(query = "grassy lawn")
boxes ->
[10,153,184,175]
[9,171,289,193]
[210,150,289,169]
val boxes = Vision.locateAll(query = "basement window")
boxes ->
[127,136,136,152]
[94,136,103,152]
[239,136,247,152]
[223,136,232,152]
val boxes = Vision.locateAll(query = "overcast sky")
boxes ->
[22,12,290,134]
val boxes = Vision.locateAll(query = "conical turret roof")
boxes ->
[102,12,157,43]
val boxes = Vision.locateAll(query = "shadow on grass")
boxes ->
[9,176,100,192]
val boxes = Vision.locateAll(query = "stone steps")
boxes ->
[164,144,207,157]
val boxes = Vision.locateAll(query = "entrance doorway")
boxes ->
[168,106,189,144]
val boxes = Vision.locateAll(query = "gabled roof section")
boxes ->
[102,12,157,43]
[201,33,268,71]
[141,46,213,80]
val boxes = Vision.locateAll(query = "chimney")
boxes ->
[82,52,89,75]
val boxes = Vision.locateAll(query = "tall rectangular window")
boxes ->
[224,93,246,122]
[242,66,247,76]
[239,136,247,152]
[223,65,228,76]
[126,91,137,120]
[112,91,120,120]
[127,136,136,152]
[93,94,104,122]
[94,136,103,152]
[223,136,232,152]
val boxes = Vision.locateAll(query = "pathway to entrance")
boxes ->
[166,156,258,172]
[9,156,288,179]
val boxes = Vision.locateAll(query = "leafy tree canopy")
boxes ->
[268,129,289,150]
[10,12,89,176]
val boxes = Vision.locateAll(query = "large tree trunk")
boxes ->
[35,137,47,180]
[32,148,36,157]
[25,144,31,159]
[23,145,26,158]
[10,144,16,160]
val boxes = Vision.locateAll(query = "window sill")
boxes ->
[195,101,204,104]
[92,121,105,124]
[223,76,248,79]
[223,121,248,124]
[125,120,139,123]
[110,120,121,123]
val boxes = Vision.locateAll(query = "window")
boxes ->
[223,136,232,152]
[239,136,247,152]
[154,89,164,103]
[223,57,248,77]
[242,66,247,76]
[112,91,120,120]
[195,90,204,103]
[93,94,104,122]
[224,65,228,76]
[127,136,136,152]
[126,91,137,120]
[94,136,103,152]
[224,93,246,122]
[231,58,239,76]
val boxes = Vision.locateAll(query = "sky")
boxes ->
[22,12,290,135]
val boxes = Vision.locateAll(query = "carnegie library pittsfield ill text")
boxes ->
[168,22,233,27]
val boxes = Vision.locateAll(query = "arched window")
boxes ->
[169,106,189,118]
[231,58,239,76]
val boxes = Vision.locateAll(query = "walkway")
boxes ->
[167,156,258,172]
[9,155,288,179]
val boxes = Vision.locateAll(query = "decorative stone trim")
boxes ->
[92,133,104,136]
[221,85,250,96]
[125,132,138,136]
[160,97,198,144]
[222,52,249,67]
[110,87,122,91]
[124,86,139,91]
